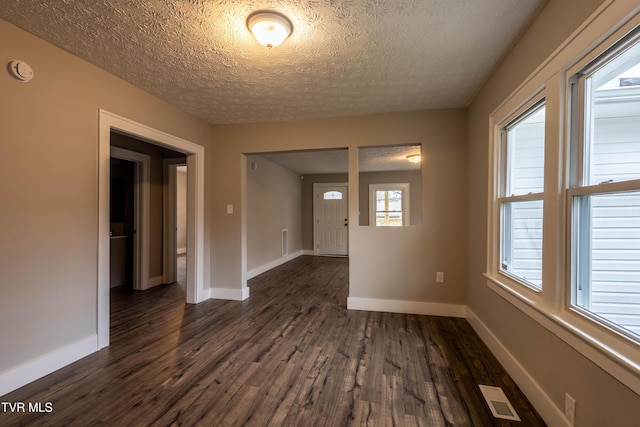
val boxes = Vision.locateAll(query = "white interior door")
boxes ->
[314,183,348,256]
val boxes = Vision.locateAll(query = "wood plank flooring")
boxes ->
[1,256,545,426]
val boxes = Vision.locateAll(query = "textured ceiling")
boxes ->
[257,144,421,174]
[0,0,546,125]
[259,149,349,174]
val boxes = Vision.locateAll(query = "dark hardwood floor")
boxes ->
[1,256,545,426]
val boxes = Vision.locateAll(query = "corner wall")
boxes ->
[246,154,303,274]
[467,1,640,426]
[211,109,468,312]
[0,19,211,391]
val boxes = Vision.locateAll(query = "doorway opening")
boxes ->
[109,157,136,289]
[109,146,151,291]
[243,149,350,285]
[163,162,188,290]
[175,166,188,290]
[98,110,206,350]
[109,137,186,294]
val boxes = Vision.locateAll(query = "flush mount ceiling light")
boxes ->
[247,11,292,49]
[406,154,422,164]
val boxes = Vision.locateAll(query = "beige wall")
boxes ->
[467,0,640,425]
[0,19,211,373]
[212,109,467,306]
[246,154,303,271]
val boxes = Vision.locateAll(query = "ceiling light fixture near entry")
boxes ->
[247,11,292,49]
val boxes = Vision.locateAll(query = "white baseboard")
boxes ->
[209,286,250,301]
[0,335,97,398]
[177,247,187,255]
[347,297,466,318]
[141,275,164,290]
[465,308,569,427]
[197,286,211,303]
[247,250,309,280]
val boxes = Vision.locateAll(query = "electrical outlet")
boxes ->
[565,393,575,426]
[436,272,444,283]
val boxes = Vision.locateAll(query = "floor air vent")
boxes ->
[479,385,521,421]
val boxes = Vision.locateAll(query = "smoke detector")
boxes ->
[8,60,34,82]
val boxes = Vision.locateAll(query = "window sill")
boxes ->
[483,273,640,395]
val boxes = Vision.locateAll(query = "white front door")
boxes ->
[314,183,348,256]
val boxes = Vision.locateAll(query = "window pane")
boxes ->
[501,200,543,289]
[376,212,403,227]
[375,190,403,212]
[324,191,342,200]
[506,105,546,195]
[586,41,640,185]
[375,190,404,226]
[573,191,640,338]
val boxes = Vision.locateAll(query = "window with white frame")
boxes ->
[369,183,409,227]
[498,101,546,290]
[486,6,640,395]
[569,29,640,340]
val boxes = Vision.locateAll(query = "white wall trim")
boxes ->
[162,160,178,284]
[465,309,570,427]
[247,250,307,280]
[485,275,640,395]
[347,297,466,318]
[177,247,187,255]
[210,286,250,301]
[0,335,96,398]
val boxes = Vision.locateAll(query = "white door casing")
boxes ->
[163,160,186,285]
[98,110,206,350]
[314,183,349,256]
